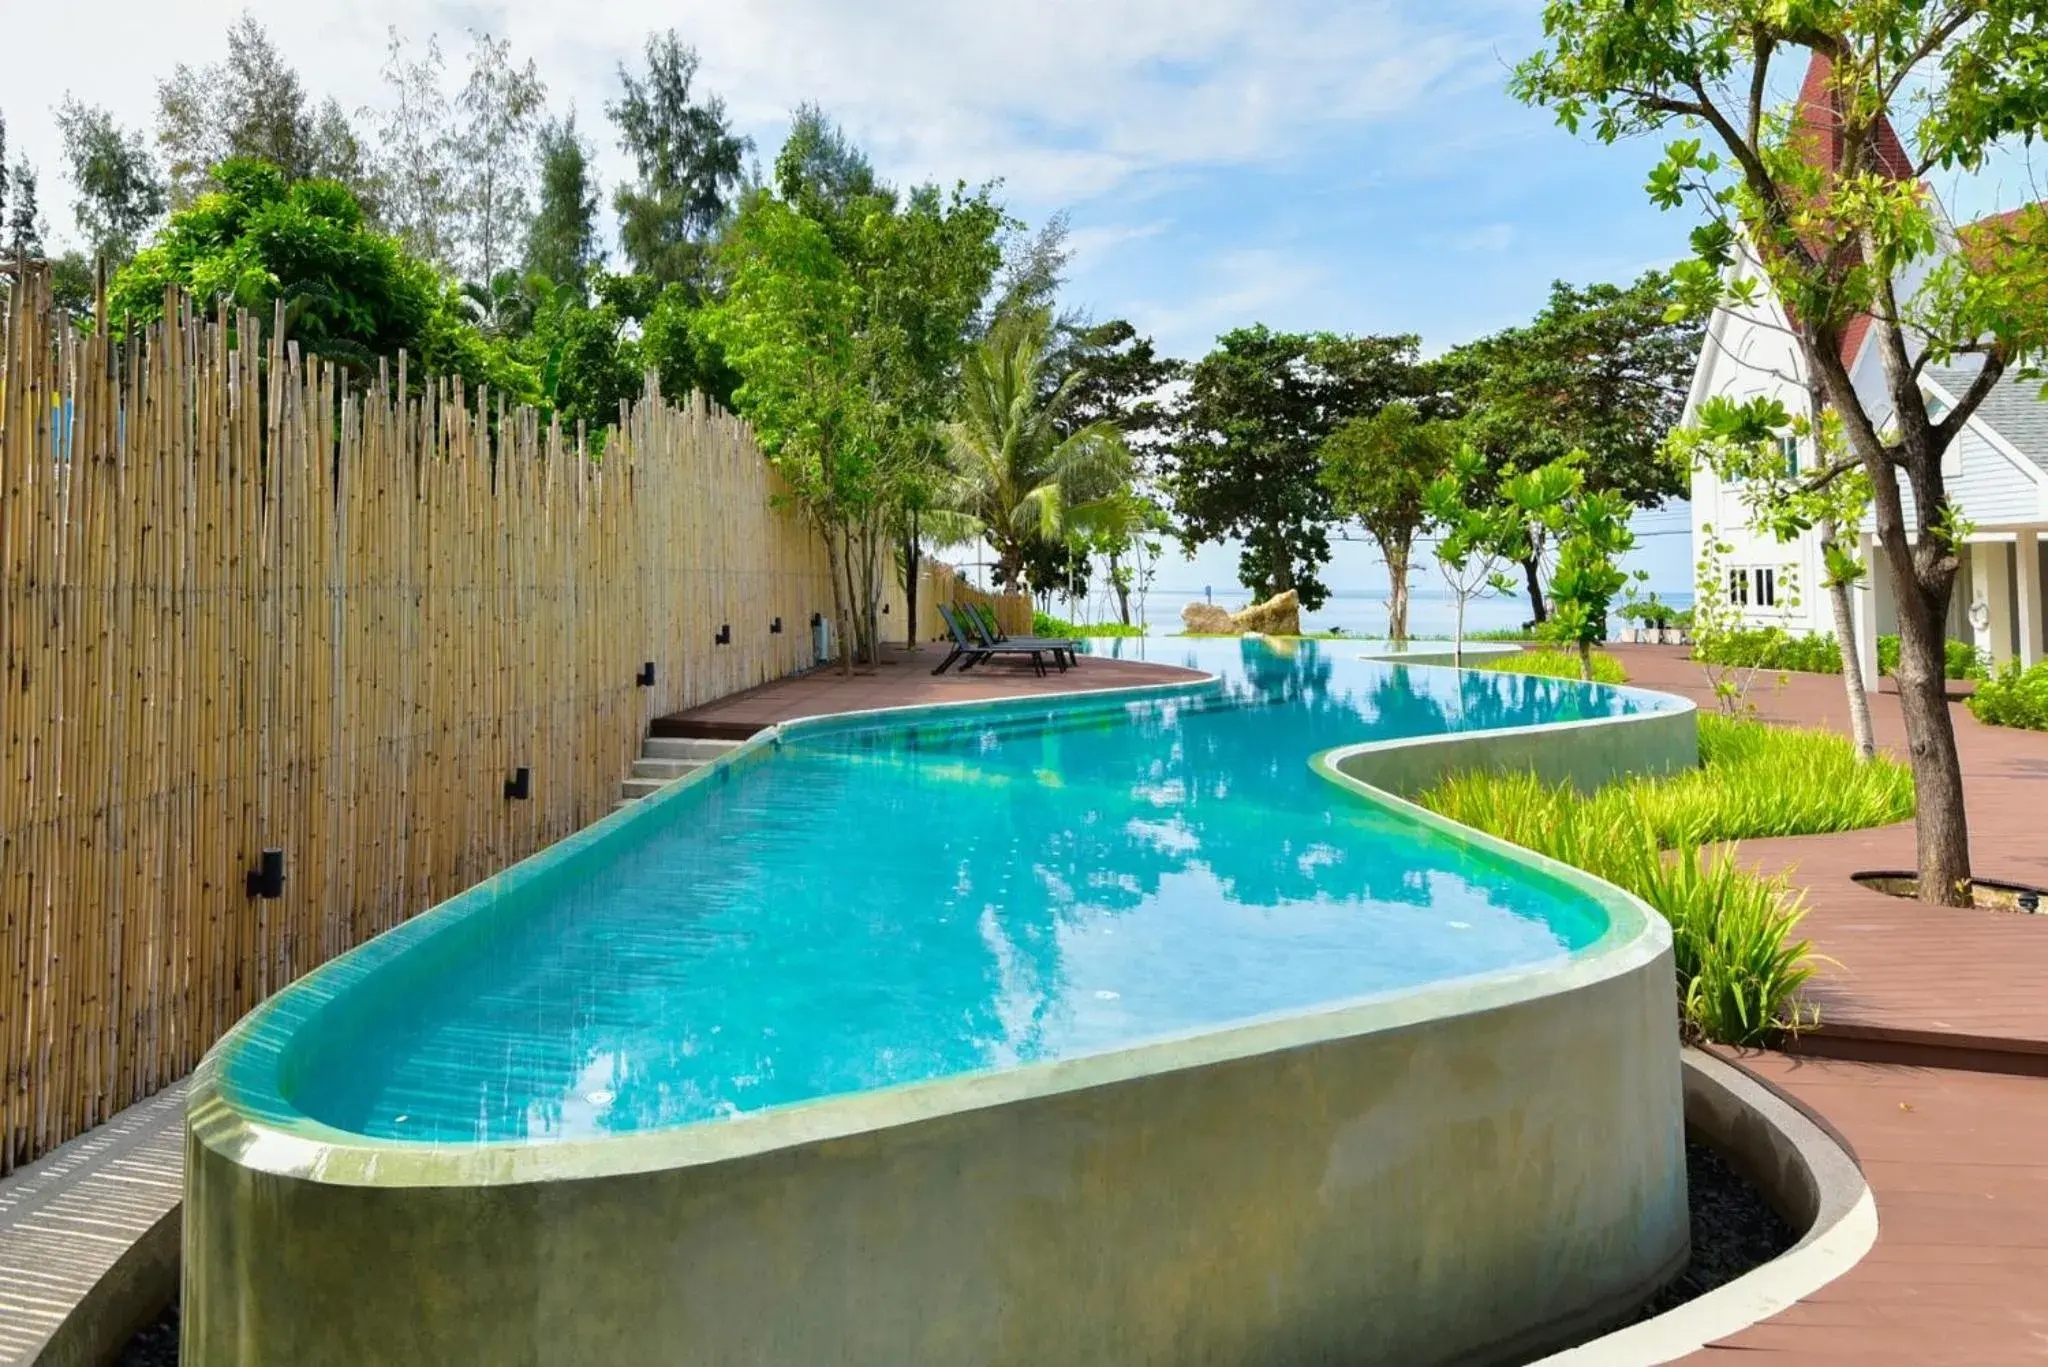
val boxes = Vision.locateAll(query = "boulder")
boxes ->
[1179,590,1303,636]
[1232,590,1300,636]
[1181,601,1240,634]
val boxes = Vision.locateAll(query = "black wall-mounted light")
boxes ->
[504,766,531,801]
[637,661,656,687]
[715,624,731,645]
[247,848,285,900]
[2022,889,2042,914]
[770,616,783,635]
[881,602,890,615]
[811,612,823,627]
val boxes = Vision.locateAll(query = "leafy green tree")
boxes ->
[526,113,603,292]
[707,115,1000,666]
[455,32,546,287]
[56,99,167,267]
[1507,457,1636,681]
[1169,327,1421,610]
[1439,270,1698,622]
[1512,4,2042,902]
[1317,401,1455,643]
[609,32,749,285]
[109,158,527,399]
[1424,447,1522,666]
[943,307,1135,590]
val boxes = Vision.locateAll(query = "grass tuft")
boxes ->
[1476,648,1628,685]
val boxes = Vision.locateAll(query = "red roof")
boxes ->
[1787,53,1917,367]
[1792,53,1916,182]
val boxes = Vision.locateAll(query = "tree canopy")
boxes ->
[608,32,749,285]
[1168,327,1423,610]
[1512,0,2048,901]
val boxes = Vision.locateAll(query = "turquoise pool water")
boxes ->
[252,639,1668,1145]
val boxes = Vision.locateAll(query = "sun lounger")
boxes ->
[933,604,1054,676]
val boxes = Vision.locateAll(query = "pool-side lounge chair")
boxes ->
[932,604,1057,677]
[961,604,1081,669]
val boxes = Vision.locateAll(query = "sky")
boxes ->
[16,0,1999,608]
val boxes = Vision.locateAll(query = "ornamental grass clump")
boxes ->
[1477,648,1628,685]
[1412,714,1903,1045]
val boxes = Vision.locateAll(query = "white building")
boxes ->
[1683,56,2048,681]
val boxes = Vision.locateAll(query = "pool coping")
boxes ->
[188,654,1678,1191]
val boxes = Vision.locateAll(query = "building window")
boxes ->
[1754,567,1776,607]
[1729,568,1749,606]
[1778,434,1799,477]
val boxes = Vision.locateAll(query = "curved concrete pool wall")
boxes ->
[1327,670,1700,799]
[182,671,1690,1367]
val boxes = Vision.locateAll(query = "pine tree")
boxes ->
[525,112,601,290]
[7,159,44,258]
[455,32,546,287]
[607,31,748,284]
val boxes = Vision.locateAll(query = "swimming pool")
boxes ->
[185,639,1692,1366]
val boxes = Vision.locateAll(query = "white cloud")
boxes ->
[1066,219,1171,269]
[1453,223,1514,252]
[1125,245,1322,355]
[5,0,1494,249]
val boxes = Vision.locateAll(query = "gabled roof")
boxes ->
[1923,364,2048,479]
[1788,53,1918,367]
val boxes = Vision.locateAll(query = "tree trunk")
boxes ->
[1108,549,1132,626]
[1890,583,1972,903]
[903,510,921,650]
[1385,537,1411,645]
[1520,555,1547,625]
[824,524,854,679]
[1452,590,1466,669]
[1820,523,1877,763]
[1578,638,1594,682]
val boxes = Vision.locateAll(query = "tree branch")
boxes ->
[1935,351,2010,447]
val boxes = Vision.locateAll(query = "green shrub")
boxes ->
[1413,715,1910,1045]
[1876,634,1986,680]
[1692,627,1842,674]
[1968,659,2048,731]
[1477,648,1628,685]
[1032,611,1146,638]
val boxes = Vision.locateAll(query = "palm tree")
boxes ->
[943,308,1134,589]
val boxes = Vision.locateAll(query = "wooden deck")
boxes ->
[1608,646,2048,1363]
[655,644,1206,738]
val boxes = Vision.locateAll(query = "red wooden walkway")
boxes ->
[1611,646,2048,1363]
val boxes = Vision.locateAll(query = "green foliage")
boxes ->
[1694,628,1842,676]
[1506,455,1636,675]
[6,158,41,257]
[1416,714,1914,1043]
[1968,659,2048,731]
[56,100,167,266]
[1478,649,1627,685]
[608,32,749,284]
[526,114,604,291]
[110,158,532,399]
[943,309,1134,587]
[1318,401,1455,641]
[1031,610,1145,638]
[1169,328,1424,610]
[1876,635,1987,682]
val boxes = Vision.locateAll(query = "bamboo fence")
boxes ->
[0,271,862,1170]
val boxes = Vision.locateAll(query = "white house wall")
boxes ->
[1683,254,1831,635]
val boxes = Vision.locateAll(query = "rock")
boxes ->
[1181,601,1240,634]
[1233,590,1300,636]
